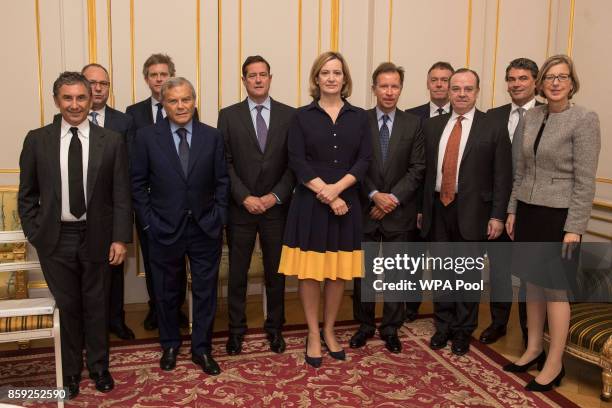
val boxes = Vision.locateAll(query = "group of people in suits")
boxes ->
[17,48,599,399]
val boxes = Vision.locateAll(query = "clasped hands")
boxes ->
[369,192,399,220]
[316,183,349,216]
[243,194,278,215]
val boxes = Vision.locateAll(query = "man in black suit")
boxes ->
[480,58,540,346]
[125,53,191,331]
[421,69,512,355]
[131,77,229,375]
[404,61,455,322]
[218,55,295,355]
[18,72,132,398]
[350,62,425,353]
[81,63,135,340]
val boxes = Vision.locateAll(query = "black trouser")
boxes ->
[135,216,187,314]
[405,226,424,317]
[108,263,126,328]
[430,195,479,337]
[38,222,111,377]
[353,229,416,337]
[227,216,286,336]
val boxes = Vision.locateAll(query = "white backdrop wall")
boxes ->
[1,0,610,303]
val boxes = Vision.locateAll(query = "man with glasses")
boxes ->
[81,63,135,340]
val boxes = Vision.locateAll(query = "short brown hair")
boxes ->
[308,51,353,100]
[372,62,405,86]
[451,68,480,89]
[536,54,580,99]
[242,55,271,77]
[428,61,455,75]
[142,53,176,78]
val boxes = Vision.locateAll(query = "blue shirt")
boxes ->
[170,120,193,153]
[376,107,396,137]
[247,96,271,131]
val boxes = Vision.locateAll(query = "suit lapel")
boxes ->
[383,110,402,174]
[265,99,280,155]
[460,110,483,166]
[187,121,205,177]
[87,125,106,204]
[145,97,154,124]
[47,119,62,203]
[238,99,261,153]
[431,114,450,173]
[155,120,185,180]
[368,109,384,172]
[103,105,114,130]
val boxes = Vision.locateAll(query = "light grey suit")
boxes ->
[507,104,601,234]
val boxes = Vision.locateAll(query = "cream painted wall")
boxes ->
[1,0,610,302]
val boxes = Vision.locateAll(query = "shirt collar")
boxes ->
[169,120,193,136]
[247,96,271,112]
[307,99,357,113]
[376,107,396,123]
[60,117,90,139]
[90,105,106,118]
[430,101,451,114]
[511,97,536,113]
[151,97,162,107]
[450,106,475,122]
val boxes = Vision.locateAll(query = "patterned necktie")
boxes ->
[176,127,189,176]
[436,107,445,116]
[380,114,390,163]
[511,107,525,176]
[255,105,268,152]
[440,116,464,206]
[89,111,99,125]
[68,127,86,218]
[155,102,164,124]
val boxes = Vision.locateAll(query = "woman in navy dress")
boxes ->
[278,52,372,367]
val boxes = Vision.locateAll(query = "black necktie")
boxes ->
[68,127,86,218]
[436,107,445,116]
[156,102,164,124]
[177,127,189,176]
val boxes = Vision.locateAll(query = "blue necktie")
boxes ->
[89,111,99,125]
[255,105,268,152]
[380,114,390,163]
[155,102,164,124]
[176,127,189,176]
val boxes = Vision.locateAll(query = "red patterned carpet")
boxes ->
[0,319,579,407]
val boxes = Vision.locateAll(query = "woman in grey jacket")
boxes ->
[504,54,601,391]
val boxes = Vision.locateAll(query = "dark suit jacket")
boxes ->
[406,103,431,121]
[486,100,543,135]
[420,110,512,241]
[218,98,296,223]
[130,118,229,245]
[18,118,133,261]
[362,109,425,233]
[125,97,199,132]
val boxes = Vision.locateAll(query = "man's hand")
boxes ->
[505,214,516,241]
[369,206,386,220]
[487,219,504,240]
[316,184,341,204]
[330,197,349,216]
[562,232,581,260]
[416,213,423,230]
[109,242,127,265]
[260,194,277,211]
[372,192,398,213]
[243,196,266,214]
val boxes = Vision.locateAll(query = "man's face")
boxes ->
[163,84,195,126]
[506,67,536,106]
[427,68,453,104]
[54,83,92,126]
[449,72,479,114]
[373,71,402,112]
[145,63,170,99]
[82,66,110,110]
[242,62,272,102]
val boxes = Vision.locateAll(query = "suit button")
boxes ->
[333,133,337,136]
[333,160,338,163]
[334,145,338,149]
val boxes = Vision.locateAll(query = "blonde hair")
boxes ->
[536,54,580,99]
[308,51,353,100]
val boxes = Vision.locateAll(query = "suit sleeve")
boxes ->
[130,128,152,227]
[17,131,40,240]
[218,109,252,204]
[111,134,133,243]
[270,110,296,202]
[389,124,425,204]
[347,112,373,181]
[507,117,526,214]
[288,114,318,184]
[491,123,513,221]
[213,130,230,225]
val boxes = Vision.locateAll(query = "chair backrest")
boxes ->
[0,187,26,300]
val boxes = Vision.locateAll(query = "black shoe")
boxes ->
[525,366,565,392]
[179,310,189,329]
[429,331,450,350]
[226,334,243,355]
[192,353,221,375]
[268,332,286,354]
[63,374,80,400]
[304,338,322,368]
[320,330,345,360]
[110,323,136,340]
[349,330,373,349]
[89,370,114,393]
[451,334,470,356]
[404,311,418,323]
[479,325,507,344]
[381,333,402,353]
[143,308,158,331]
[503,350,546,372]
[160,347,179,371]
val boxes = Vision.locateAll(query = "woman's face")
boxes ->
[541,62,573,105]
[317,58,345,97]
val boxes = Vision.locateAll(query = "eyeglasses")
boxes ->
[89,80,110,88]
[543,74,570,83]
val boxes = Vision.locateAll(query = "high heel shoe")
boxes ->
[525,366,565,392]
[320,330,346,361]
[503,351,546,372]
[304,337,322,368]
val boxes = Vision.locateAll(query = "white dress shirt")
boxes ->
[151,97,166,123]
[507,97,536,141]
[89,106,106,127]
[60,118,90,221]
[429,102,451,118]
[435,107,476,192]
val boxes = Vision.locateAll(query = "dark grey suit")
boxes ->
[218,98,295,336]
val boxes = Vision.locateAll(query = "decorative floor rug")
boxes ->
[0,319,579,407]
